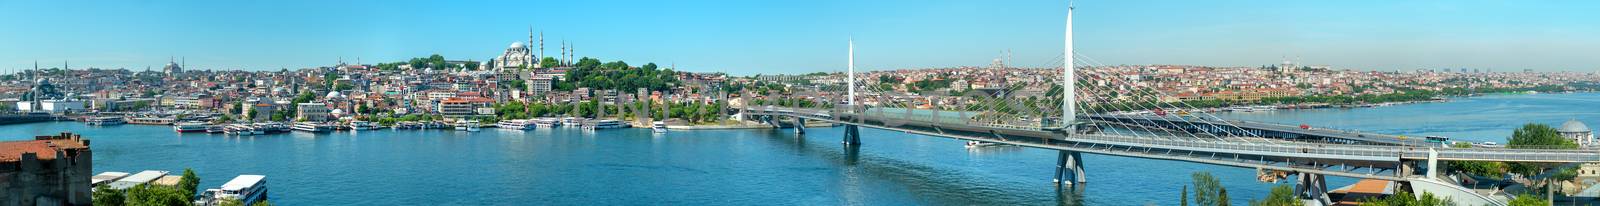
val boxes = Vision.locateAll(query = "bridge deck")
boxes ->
[744,106,1600,179]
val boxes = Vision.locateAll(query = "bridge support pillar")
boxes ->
[794,118,806,135]
[1294,173,1331,206]
[842,125,860,146]
[1053,151,1085,184]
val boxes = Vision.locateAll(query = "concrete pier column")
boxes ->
[1426,148,1439,180]
[794,118,806,135]
[1054,151,1086,184]
[1294,173,1331,205]
[842,125,861,145]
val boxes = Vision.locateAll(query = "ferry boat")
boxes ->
[533,118,563,128]
[224,124,263,135]
[496,119,535,130]
[206,125,227,133]
[584,119,629,130]
[651,121,668,133]
[173,122,210,133]
[349,121,380,130]
[291,122,333,133]
[256,123,290,134]
[563,117,584,127]
[196,175,267,206]
[86,116,127,126]
[455,120,481,132]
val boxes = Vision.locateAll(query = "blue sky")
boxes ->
[2,0,1596,75]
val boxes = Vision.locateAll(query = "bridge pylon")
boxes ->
[1294,173,1332,206]
[842,125,861,146]
[794,118,806,135]
[1053,151,1085,184]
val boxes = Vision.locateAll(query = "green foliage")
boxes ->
[1506,193,1546,206]
[124,184,189,206]
[1248,185,1302,206]
[1507,123,1576,175]
[179,168,200,201]
[562,57,678,92]
[1193,172,1224,206]
[93,185,126,206]
[1357,191,1453,206]
[219,198,242,206]
[1181,185,1189,206]
[1218,187,1230,206]
[540,57,561,68]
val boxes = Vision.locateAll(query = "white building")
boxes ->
[296,103,330,122]
[1559,119,1593,147]
[17,99,85,113]
[495,42,535,71]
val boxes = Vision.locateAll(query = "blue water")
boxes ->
[2,92,1595,205]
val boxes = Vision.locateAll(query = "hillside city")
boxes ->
[4,39,1599,127]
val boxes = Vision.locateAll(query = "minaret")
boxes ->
[560,41,567,66]
[539,30,545,62]
[1062,4,1075,130]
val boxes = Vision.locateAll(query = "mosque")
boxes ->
[492,28,543,71]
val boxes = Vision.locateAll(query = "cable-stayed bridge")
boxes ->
[733,4,1591,206]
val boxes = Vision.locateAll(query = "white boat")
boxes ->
[965,140,999,148]
[584,119,629,130]
[456,120,481,132]
[349,121,380,130]
[651,121,668,133]
[86,116,126,126]
[563,117,584,127]
[291,122,333,133]
[224,124,263,135]
[533,118,563,128]
[173,122,210,133]
[496,119,535,130]
[197,175,267,206]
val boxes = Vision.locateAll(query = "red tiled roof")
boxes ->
[0,138,87,162]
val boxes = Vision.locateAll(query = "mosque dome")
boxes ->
[1559,119,1591,133]
[509,42,526,50]
[326,91,344,99]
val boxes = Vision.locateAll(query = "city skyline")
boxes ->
[3,0,1598,75]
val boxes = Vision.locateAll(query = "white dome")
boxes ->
[326,91,343,99]
[509,42,526,50]
[1560,119,1591,133]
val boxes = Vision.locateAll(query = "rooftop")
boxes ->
[0,133,89,162]
[221,174,266,191]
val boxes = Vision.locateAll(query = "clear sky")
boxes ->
[2,0,1596,75]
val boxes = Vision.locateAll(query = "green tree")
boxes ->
[1249,185,1302,206]
[219,198,243,206]
[1508,123,1576,175]
[124,184,189,206]
[92,185,126,206]
[1506,193,1545,206]
[1193,172,1223,206]
[540,57,561,68]
[179,168,200,201]
[1181,185,1189,206]
[1358,191,1454,206]
[1218,187,1230,206]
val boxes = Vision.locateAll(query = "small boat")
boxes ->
[651,121,668,133]
[496,120,535,130]
[173,122,210,133]
[584,119,629,130]
[965,140,999,148]
[86,116,126,126]
[349,121,380,131]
